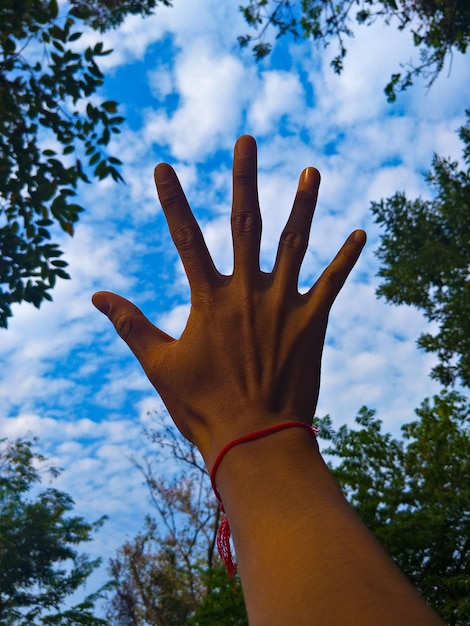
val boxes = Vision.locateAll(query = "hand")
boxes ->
[92,135,366,467]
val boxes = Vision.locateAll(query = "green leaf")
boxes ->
[54,268,70,279]
[49,0,59,19]
[68,31,83,42]
[95,160,108,179]
[89,152,100,166]
[102,100,118,113]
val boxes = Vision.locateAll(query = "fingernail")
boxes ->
[236,135,255,157]
[92,292,110,316]
[301,167,319,185]
[353,229,367,244]
[154,163,173,184]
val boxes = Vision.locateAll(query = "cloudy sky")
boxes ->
[1,0,469,609]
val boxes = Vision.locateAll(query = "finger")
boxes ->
[306,230,367,309]
[154,163,219,290]
[92,291,173,368]
[231,135,262,279]
[273,167,320,293]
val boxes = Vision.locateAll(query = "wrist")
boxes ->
[212,423,322,510]
[210,423,321,578]
[210,421,319,504]
[198,412,317,473]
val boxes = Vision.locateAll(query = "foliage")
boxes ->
[0,436,108,625]
[109,517,199,625]
[111,392,470,625]
[69,0,172,33]
[107,416,247,625]
[318,389,470,626]
[186,566,248,626]
[372,112,470,388]
[238,0,470,100]
[0,0,171,328]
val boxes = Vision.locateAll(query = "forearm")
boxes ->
[214,423,444,626]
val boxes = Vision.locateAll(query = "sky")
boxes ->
[1,0,470,612]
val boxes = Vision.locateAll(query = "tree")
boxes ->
[238,0,470,100]
[318,389,470,626]
[0,0,172,328]
[109,516,200,625]
[0,436,108,625]
[113,395,470,625]
[69,0,172,32]
[107,416,247,626]
[186,567,248,626]
[371,112,470,388]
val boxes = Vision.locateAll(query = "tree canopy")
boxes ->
[110,393,470,625]
[372,112,470,388]
[107,417,247,625]
[69,0,172,32]
[239,0,470,100]
[318,389,470,626]
[0,436,108,625]
[0,0,172,328]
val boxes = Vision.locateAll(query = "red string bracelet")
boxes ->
[210,421,319,577]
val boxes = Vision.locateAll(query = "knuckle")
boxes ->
[158,179,185,211]
[234,160,258,187]
[160,187,183,211]
[234,159,255,182]
[324,266,345,292]
[280,228,305,251]
[232,211,260,236]
[172,224,197,252]
[113,312,136,342]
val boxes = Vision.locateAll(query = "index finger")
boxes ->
[154,163,220,290]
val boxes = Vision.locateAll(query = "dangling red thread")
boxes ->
[210,421,319,577]
[216,513,238,578]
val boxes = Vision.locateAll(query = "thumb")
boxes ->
[92,291,174,364]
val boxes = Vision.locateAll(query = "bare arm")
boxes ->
[93,135,444,625]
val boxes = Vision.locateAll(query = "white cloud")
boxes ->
[142,39,251,161]
[247,70,305,135]
[303,22,403,125]
[76,13,166,70]
[157,303,190,338]
[148,65,175,100]
[319,280,441,432]
[201,216,233,274]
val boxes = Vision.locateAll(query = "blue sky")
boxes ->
[1,0,469,608]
